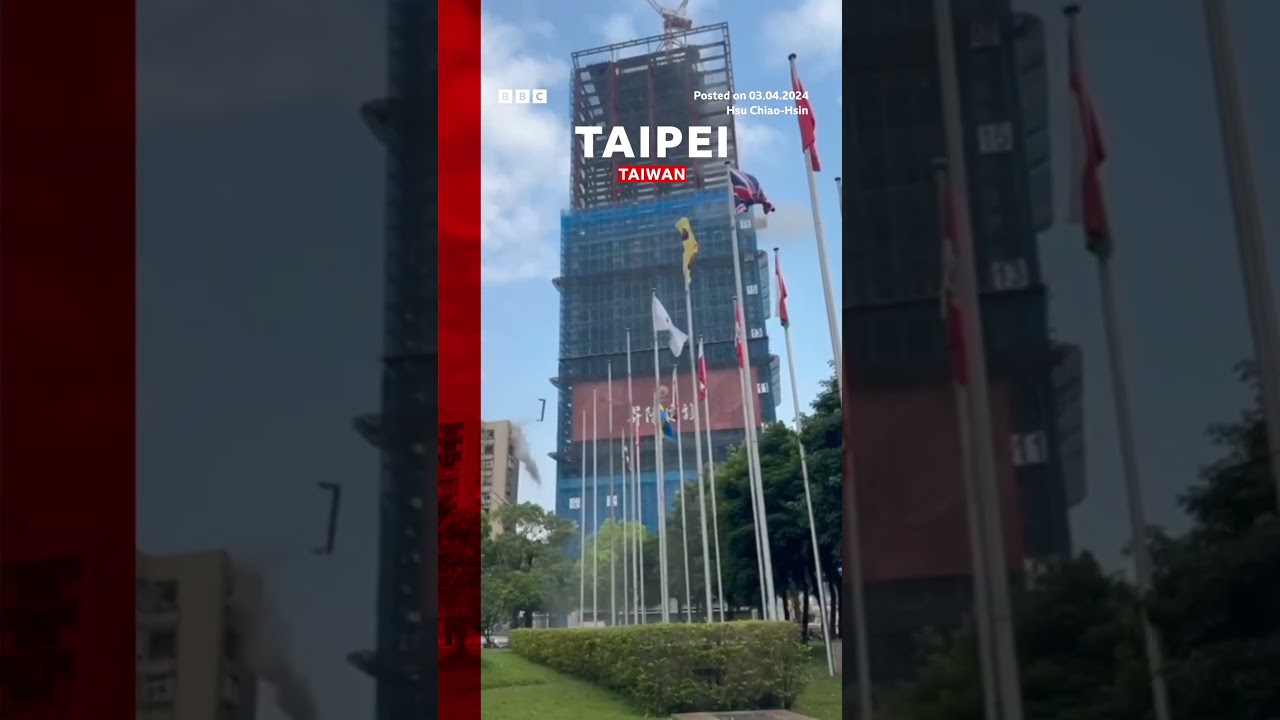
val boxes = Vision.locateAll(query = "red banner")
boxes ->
[849,383,1024,583]
[570,366,761,442]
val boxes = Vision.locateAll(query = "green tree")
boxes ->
[710,370,843,629]
[573,518,653,621]
[1147,366,1280,719]
[797,372,844,635]
[481,503,577,631]
[885,555,1150,720]
[887,366,1280,720]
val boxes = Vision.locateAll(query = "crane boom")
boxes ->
[644,0,693,50]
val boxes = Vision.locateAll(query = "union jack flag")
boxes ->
[729,167,775,215]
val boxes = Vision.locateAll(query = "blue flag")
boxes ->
[657,403,677,440]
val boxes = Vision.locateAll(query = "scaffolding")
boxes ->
[350,0,436,718]
[570,23,738,209]
[551,186,779,523]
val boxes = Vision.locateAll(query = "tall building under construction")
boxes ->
[553,25,780,555]
[349,0,435,717]
[842,3,1086,684]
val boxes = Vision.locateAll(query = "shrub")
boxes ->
[509,621,811,714]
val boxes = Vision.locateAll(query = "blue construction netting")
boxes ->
[560,188,726,237]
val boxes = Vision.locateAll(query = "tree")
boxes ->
[1146,365,1280,719]
[887,366,1280,719]
[885,555,1150,720]
[480,503,577,632]
[573,519,653,621]
[797,373,844,636]
[709,370,843,635]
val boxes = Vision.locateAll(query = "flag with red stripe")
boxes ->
[789,59,821,172]
[697,339,708,401]
[1066,12,1111,257]
[774,249,790,328]
[734,299,747,369]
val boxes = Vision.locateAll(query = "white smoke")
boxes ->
[230,559,318,720]
[510,423,541,485]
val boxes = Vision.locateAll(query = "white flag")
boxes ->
[651,295,689,357]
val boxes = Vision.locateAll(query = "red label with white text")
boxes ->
[616,165,688,183]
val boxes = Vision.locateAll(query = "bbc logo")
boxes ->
[497,89,548,104]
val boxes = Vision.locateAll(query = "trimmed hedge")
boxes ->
[509,621,810,714]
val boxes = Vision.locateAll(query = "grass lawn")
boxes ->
[793,647,841,720]
[481,646,842,720]
[481,650,650,719]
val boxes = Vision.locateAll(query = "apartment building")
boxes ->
[136,550,258,720]
[481,420,521,522]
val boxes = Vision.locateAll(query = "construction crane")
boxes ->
[646,0,692,50]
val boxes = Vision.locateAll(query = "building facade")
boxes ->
[482,420,521,530]
[351,0,435,715]
[554,26,781,551]
[136,550,259,720]
[842,2,1085,684]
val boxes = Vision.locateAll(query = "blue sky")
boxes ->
[479,0,845,511]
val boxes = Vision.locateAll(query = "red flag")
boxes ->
[1066,13,1111,257]
[939,172,969,384]
[774,249,790,328]
[697,340,708,401]
[789,59,821,172]
[734,300,747,369]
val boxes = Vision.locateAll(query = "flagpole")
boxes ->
[652,289,671,623]
[616,366,627,625]
[627,327,645,620]
[699,337,728,622]
[608,361,618,626]
[683,276,716,621]
[732,297,768,617]
[620,420,630,625]
[1096,235,1175,720]
[724,162,780,621]
[1062,9,1173,717]
[936,160,1000,720]
[627,327,644,624]
[1202,0,1280,511]
[673,367,694,622]
[579,409,587,626]
[592,388,600,626]
[734,307,769,617]
[789,54,843,400]
[635,416,645,622]
[621,399,630,625]
[774,247,835,677]
[933,1,1026,717]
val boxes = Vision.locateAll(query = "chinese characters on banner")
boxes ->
[569,366,762,442]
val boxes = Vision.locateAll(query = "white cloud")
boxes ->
[761,0,842,68]
[481,15,569,285]
[600,13,641,45]
[735,119,784,171]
